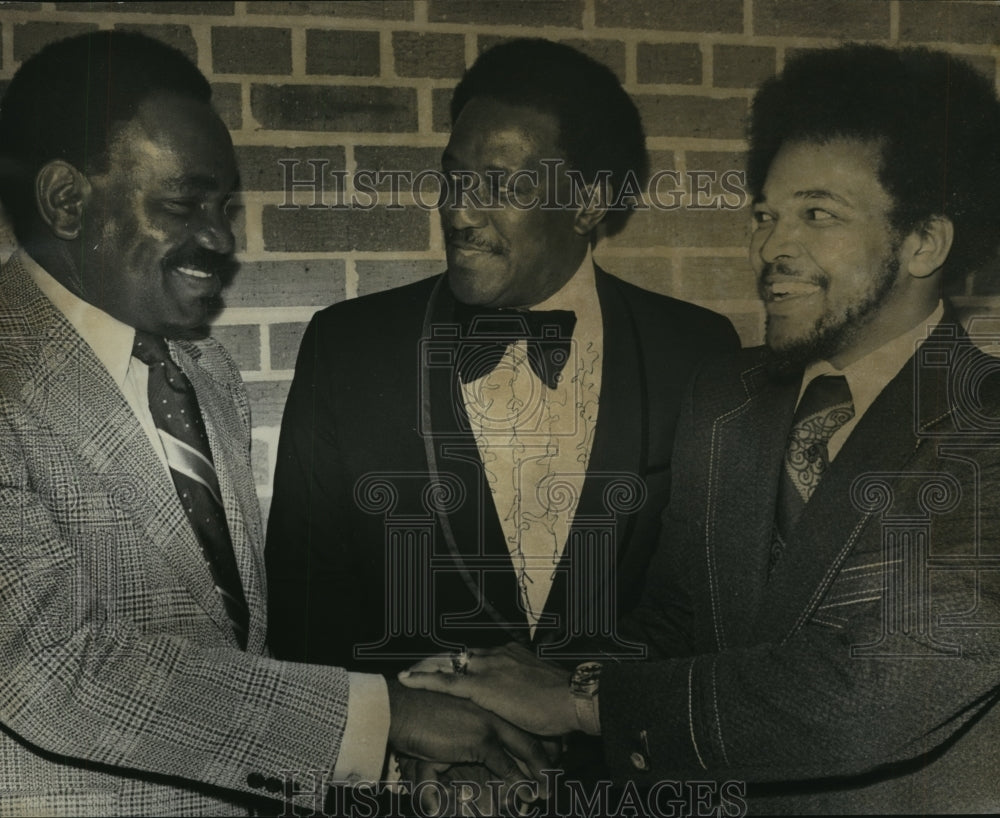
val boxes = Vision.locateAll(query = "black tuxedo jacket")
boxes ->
[601,316,1000,813]
[266,268,738,674]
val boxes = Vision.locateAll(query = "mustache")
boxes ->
[161,246,239,283]
[443,226,505,254]
[757,261,828,288]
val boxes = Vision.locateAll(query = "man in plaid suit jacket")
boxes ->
[0,31,549,816]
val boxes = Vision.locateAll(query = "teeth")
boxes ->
[771,281,820,298]
[176,266,211,279]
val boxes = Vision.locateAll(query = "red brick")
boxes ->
[226,260,346,308]
[211,324,261,371]
[114,23,197,63]
[56,1,233,13]
[211,82,242,131]
[433,87,454,133]
[713,45,775,89]
[263,205,431,252]
[354,147,444,192]
[560,38,626,84]
[429,0,583,28]
[754,0,890,39]
[269,322,310,370]
[249,1,414,19]
[13,22,98,62]
[605,206,749,250]
[900,1,1000,46]
[595,0,742,33]
[648,150,676,174]
[236,146,347,192]
[637,42,701,85]
[356,259,444,296]
[213,26,291,75]
[635,94,746,140]
[394,32,466,79]
[252,84,418,132]
[306,29,380,77]
[246,380,290,426]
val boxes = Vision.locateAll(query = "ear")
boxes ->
[35,160,90,241]
[901,215,954,280]
[572,181,608,236]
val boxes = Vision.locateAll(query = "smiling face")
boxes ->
[751,138,909,368]
[79,93,239,339]
[441,97,588,308]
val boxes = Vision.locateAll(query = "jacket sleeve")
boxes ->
[599,362,1000,785]
[0,400,359,805]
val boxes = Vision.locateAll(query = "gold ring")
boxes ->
[450,649,470,675]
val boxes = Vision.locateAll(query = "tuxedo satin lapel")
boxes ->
[174,343,266,650]
[756,348,935,641]
[420,277,527,635]
[540,271,645,643]
[3,264,235,638]
[709,363,799,648]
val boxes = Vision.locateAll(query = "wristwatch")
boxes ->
[569,661,602,735]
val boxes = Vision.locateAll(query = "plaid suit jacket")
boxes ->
[0,255,352,816]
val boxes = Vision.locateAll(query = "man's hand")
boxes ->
[386,679,553,799]
[397,643,579,736]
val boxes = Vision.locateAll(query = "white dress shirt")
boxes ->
[460,249,603,633]
[798,302,946,461]
[22,250,390,784]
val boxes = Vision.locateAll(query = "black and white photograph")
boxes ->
[1,0,999,815]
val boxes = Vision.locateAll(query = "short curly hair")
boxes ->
[748,44,1000,284]
[450,38,648,237]
[0,30,211,243]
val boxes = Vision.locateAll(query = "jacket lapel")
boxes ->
[540,269,646,642]
[419,277,528,638]
[5,259,239,641]
[706,360,799,648]
[753,320,963,641]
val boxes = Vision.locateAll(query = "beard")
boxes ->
[762,252,900,378]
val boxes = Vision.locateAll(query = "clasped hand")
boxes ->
[386,677,555,812]
[398,643,580,737]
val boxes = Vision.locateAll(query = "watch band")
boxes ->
[573,689,601,735]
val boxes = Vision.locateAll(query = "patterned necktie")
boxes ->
[770,374,855,574]
[454,303,576,389]
[132,331,249,648]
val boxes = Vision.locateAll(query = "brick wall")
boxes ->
[1,0,998,515]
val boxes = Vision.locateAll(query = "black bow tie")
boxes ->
[454,303,577,389]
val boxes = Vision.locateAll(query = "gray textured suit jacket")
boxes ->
[601,321,1000,813]
[0,255,351,816]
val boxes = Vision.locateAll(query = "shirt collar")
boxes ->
[531,246,598,316]
[800,301,946,418]
[20,249,136,389]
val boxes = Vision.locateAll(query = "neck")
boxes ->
[22,236,84,298]
[829,290,939,369]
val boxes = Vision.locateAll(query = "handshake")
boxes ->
[385,643,596,815]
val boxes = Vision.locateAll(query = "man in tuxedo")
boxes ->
[265,38,738,677]
[0,31,550,816]
[399,45,1000,813]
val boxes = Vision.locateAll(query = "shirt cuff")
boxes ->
[330,672,390,784]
